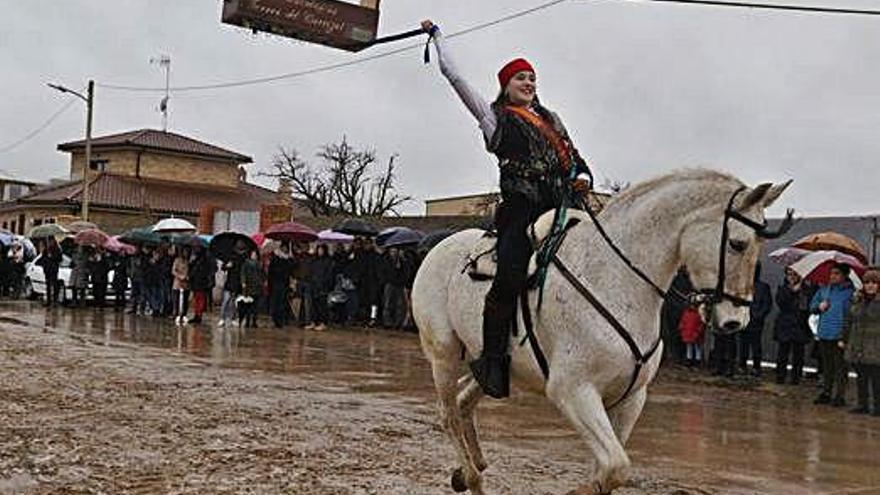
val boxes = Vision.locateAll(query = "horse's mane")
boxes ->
[602,168,744,214]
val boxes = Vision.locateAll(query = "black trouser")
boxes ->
[819,340,847,400]
[776,341,806,383]
[713,333,738,376]
[738,331,763,373]
[43,268,58,306]
[269,286,288,328]
[854,364,880,412]
[483,194,541,359]
[172,289,190,317]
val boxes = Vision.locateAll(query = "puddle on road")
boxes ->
[3,301,879,494]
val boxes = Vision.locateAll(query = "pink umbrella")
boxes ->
[265,221,318,243]
[769,247,812,267]
[251,232,266,247]
[105,236,137,255]
[317,229,353,244]
[74,228,109,247]
[789,250,866,287]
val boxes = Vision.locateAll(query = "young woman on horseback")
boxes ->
[423,20,593,398]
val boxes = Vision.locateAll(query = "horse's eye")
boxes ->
[729,239,748,254]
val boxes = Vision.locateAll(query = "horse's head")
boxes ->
[679,180,792,334]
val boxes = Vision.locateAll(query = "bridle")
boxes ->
[690,186,795,308]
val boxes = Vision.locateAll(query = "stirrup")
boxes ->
[469,355,510,399]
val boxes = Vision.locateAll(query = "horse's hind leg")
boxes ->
[457,375,488,472]
[549,383,630,495]
[430,350,485,494]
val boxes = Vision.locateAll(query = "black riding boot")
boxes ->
[470,293,514,399]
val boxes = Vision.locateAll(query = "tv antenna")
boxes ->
[150,55,171,131]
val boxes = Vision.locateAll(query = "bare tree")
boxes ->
[264,137,412,217]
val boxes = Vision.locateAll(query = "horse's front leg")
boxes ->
[547,381,631,495]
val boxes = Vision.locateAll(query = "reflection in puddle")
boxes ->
[7,301,880,494]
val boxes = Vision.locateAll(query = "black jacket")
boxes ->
[267,255,293,292]
[774,282,816,344]
[745,280,772,334]
[224,255,244,293]
[307,255,335,293]
[189,253,213,292]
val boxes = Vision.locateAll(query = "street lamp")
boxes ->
[47,80,94,222]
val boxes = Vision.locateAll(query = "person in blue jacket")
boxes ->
[811,263,856,407]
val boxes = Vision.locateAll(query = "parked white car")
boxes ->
[24,254,122,304]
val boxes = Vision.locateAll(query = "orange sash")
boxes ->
[505,105,572,171]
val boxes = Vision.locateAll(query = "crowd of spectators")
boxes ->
[662,263,880,416]
[24,236,422,334]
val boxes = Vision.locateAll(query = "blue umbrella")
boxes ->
[379,227,424,248]
[0,230,14,246]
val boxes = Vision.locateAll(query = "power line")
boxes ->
[632,0,880,16]
[96,0,880,94]
[0,97,78,154]
[97,0,571,93]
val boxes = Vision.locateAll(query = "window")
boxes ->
[1,221,6,230]
[10,220,16,233]
[89,159,109,172]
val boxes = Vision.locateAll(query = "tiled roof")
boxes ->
[58,129,252,163]
[2,173,276,216]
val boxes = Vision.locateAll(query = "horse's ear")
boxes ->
[738,183,772,211]
[762,179,793,208]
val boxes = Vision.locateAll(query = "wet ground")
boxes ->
[1,301,878,495]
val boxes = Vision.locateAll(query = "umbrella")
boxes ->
[265,221,318,243]
[769,247,813,267]
[789,250,866,287]
[792,231,867,264]
[333,218,378,237]
[169,233,208,248]
[65,220,99,234]
[210,231,258,262]
[118,228,161,246]
[13,236,36,259]
[29,223,68,239]
[105,236,137,255]
[74,228,110,247]
[152,217,196,234]
[418,229,457,252]
[318,229,353,244]
[377,227,424,248]
[0,229,14,246]
[376,226,405,246]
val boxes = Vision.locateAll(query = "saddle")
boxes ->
[463,209,587,282]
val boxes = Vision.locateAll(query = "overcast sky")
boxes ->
[1,0,879,217]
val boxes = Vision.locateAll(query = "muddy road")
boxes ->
[1,301,878,494]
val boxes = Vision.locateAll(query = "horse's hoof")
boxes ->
[451,467,468,493]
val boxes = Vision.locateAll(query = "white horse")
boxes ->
[412,169,791,495]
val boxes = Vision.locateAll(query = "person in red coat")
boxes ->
[679,305,705,367]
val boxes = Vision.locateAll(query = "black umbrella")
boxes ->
[378,227,424,248]
[168,233,208,248]
[210,231,257,262]
[333,218,378,237]
[418,229,458,253]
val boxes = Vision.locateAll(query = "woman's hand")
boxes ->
[421,20,435,33]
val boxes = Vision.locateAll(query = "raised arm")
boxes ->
[423,21,497,143]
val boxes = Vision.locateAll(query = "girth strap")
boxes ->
[550,255,662,410]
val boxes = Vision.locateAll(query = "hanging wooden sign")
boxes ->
[221,0,381,52]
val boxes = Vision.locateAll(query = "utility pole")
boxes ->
[48,79,94,222]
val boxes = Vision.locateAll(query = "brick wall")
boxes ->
[69,149,240,187]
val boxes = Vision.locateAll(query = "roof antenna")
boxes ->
[150,54,171,132]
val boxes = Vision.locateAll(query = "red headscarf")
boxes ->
[497,58,535,89]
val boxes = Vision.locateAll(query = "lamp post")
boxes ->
[48,80,93,222]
